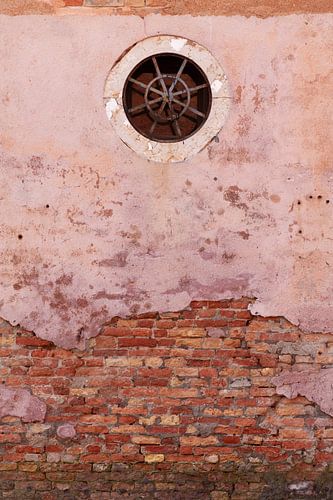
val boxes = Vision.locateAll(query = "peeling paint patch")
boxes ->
[272,368,333,417]
[0,386,46,423]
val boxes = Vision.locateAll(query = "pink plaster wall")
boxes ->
[0,14,332,348]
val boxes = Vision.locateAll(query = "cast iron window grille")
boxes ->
[123,53,212,143]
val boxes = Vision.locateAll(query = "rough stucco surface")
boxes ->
[0,14,332,348]
[272,369,333,417]
[0,386,46,422]
[1,0,333,17]
[0,0,63,15]
[164,0,333,18]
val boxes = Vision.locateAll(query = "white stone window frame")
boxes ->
[104,35,231,163]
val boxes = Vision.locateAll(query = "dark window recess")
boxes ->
[123,53,212,143]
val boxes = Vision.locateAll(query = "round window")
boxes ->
[122,53,212,143]
[104,36,231,163]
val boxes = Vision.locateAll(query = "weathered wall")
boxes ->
[1,300,333,499]
[0,14,333,348]
[1,3,333,498]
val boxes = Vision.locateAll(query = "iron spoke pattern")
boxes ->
[123,53,212,143]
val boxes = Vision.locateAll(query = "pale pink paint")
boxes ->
[272,368,333,417]
[0,386,46,422]
[0,15,332,348]
[57,423,76,438]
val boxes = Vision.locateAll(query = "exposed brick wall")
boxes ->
[1,299,333,498]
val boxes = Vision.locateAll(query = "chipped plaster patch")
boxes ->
[104,35,231,163]
[170,38,187,51]
[272,369,333,417]
[106,98,118,120]
[211,79,223,94]
[0,386,46,423]
[289,482,312,492]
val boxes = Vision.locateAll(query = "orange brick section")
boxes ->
[1,0,331,15]
[0,299,333,499]
[84,0,124,5]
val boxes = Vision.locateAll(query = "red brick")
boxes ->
[283,440,313,450]
[76,425,109,434]
[199,368,218,378]
[118,338,157,347]
[94,336,117,348]
[221,436,241,444]
[65,1,83,5]
[0,434,21,443]
[81,453,112,462]
[16,337,52,347]
[258,354,278,367]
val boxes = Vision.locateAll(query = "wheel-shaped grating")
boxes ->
[122,53,212,143]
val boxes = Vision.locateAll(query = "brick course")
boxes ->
[0,0,331,16]
[1,298,333,498]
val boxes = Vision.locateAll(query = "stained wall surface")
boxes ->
[0,14,332,348]
[1,4,333,499]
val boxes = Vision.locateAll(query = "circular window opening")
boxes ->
[122,53,212,143]
[104,36,231,163]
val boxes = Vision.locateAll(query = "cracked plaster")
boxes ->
[0,14,332,348]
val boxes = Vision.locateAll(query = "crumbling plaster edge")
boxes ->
[0,295,303,351]
[1,12,332,20]
[6,9,333,19]
[2,297,333,423]
[272,368,333,418]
